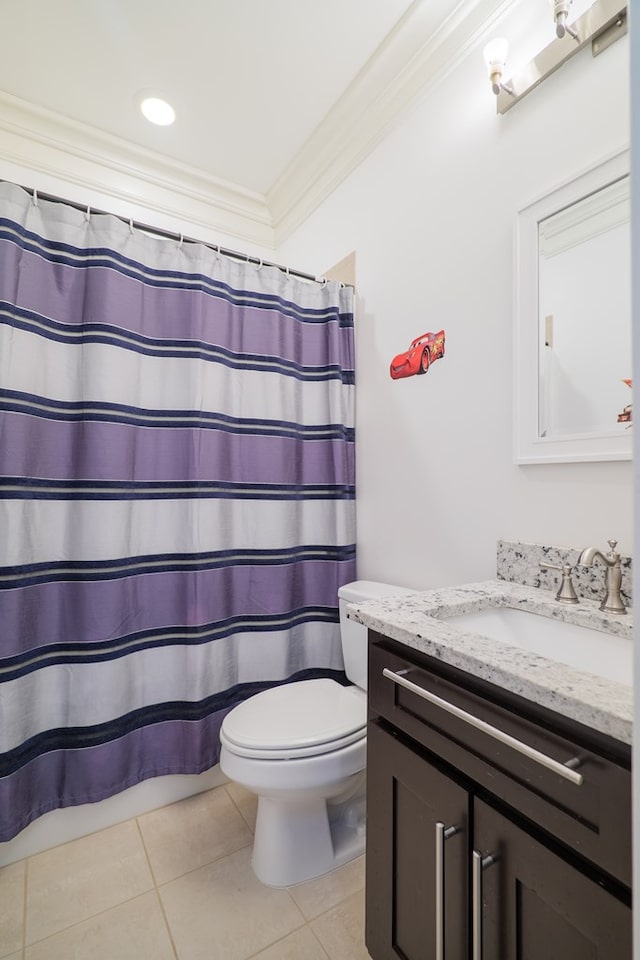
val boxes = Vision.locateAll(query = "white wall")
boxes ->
[277,4,632,590]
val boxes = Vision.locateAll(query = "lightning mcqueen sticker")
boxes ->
[389,329,445,380]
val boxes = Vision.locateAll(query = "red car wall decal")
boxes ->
[390,329,445,380]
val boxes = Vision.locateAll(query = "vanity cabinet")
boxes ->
[365,633,632,960]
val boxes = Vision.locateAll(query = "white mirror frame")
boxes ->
[515,148,631,464]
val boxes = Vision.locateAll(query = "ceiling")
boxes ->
[0,0,510,244]
[2,0,418,195]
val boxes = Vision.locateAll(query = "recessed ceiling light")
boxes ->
[140,96,176,126]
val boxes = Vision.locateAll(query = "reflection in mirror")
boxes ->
[538,176,631,439]
[515,149,631,463]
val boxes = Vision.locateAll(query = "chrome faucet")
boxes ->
[577,539,627,615]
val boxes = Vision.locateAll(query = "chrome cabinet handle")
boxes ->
[472,850,496,960]
[435,821,458,960]
[382,667,584,786]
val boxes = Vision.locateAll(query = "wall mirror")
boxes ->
[515,149,631,463]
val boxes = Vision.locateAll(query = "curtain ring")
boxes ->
[256,258,263,270]
[85,205,91,222]
[32,189,39,207]
[215,244,221,260]
[129,217,135,235]
[178,232,184,249]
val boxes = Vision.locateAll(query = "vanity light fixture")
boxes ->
[486,0,627,114]
[483,38,514,96]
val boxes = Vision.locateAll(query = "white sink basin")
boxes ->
[444,607,632,686]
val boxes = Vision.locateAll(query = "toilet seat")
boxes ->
[221,678,366,760]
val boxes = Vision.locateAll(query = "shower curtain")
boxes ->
[0,182,356,842]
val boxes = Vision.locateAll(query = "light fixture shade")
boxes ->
[483,37,509,70]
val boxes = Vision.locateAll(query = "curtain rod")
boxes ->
[8,181,337,286]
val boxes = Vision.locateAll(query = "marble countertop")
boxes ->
[348,580,633,745]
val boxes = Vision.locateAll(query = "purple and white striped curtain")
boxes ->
[0,182,356,842]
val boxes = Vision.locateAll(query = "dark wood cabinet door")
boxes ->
[366,722,469,960]
[474,799,632,960]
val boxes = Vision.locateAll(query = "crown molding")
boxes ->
[0,0,517,250]
[0,90,274,249]
[269,0,516,244]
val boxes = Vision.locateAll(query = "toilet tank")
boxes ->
[338,580,414,690]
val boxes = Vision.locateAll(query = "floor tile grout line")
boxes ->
[149,836,257,891]
[222,783,256,835]
[307,923,333,960]
[133,817,180,960]
[300,886,366,925]
[135,787,343,958]
[10,815,139,867]
[134,795,247,885]
[241,921,331,960]
[307,887,372,959]
[144,839,310,946]
[13,794,369,960]
[18,818,159,952]
[132,784,255,890]
[134,815,160,889]
[221,783,367,928]
[136,789,313,960]
[20,887,160,952]
[152,886,180,960]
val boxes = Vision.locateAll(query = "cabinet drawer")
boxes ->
[369,639,631,888]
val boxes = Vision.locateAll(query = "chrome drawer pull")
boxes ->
[472,850,496,960]
[435,821,458,960]
[382,667,584,786]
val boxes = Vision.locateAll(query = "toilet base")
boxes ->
[250,774,366,887]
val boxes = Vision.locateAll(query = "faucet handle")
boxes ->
[607,539,620,557]
[539,562,579,604]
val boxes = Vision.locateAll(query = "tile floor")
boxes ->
[0,781,373,960]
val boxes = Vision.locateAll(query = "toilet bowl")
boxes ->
[220,580,413,887]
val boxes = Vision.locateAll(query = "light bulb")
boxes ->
[140,96,176,126]
[483,37,509,71]
[483,38,509,94]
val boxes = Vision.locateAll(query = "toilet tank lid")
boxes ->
[337,580,414,603]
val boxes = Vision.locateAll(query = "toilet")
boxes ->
[219,579,413,887]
